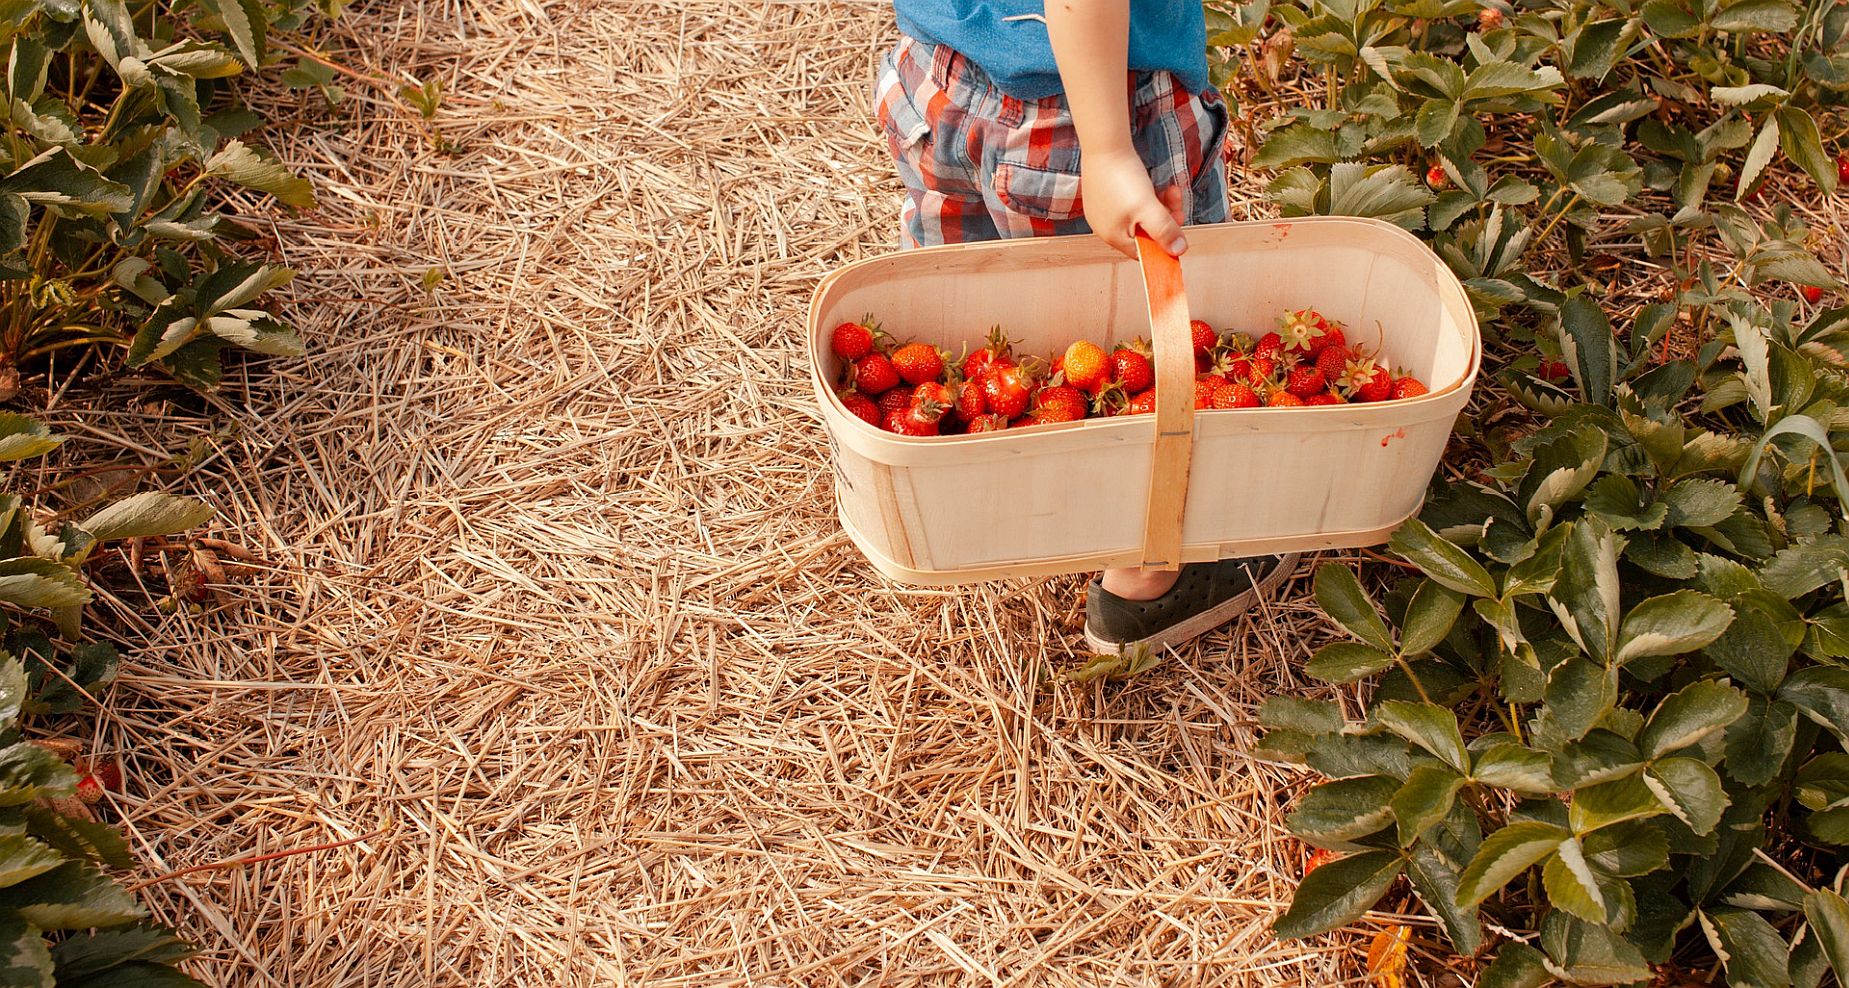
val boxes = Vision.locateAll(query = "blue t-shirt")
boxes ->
[894,2,1209,100]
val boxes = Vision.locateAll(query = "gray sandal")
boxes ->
[1084,554,1299,653]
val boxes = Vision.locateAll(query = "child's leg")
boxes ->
[876,39,1003,248]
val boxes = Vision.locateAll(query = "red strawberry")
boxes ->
[1539,360,1570,383]
[76,774,104,804]
[962,326,1015,380]
[1125,389,1157,415]
[1304,847,1339,875]
[1030,402,1086,425]
[1801,284,1825,304]
[1285,363,1326,398]
[1279,310,1340,356]
[877,385,915,418]
[1339,357,1392,402]
[1060,340,1110,394]
[1194,375,1221,410]
[1268,390,1306,407]
[1314,345,1351,384]
[1034,384,1089,420]
[1254,332,1284,361]
[1426,163,1448,188]
[911,382,952,422]
[953,378,988,421]
[891,342,945,386]
[1839,154,1849,186]
[1391,375,1429,400]
[1245,356,1278,388]
[1211,379,1261,409]
[840,391,880,426]
[830,317,879,361]
[966,413,1010,433]
[1109,345,1154,394]
[884,407,939,436]
[1305,392,1344,406]
[1189,319,1218,355]
[855,353,901,395]
[983,363,1037,419]
[1315,322,1347,355]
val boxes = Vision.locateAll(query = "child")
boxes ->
[874,0,1296,653]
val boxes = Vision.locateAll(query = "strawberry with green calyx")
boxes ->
[965,413,1011,433]
[1267,389,1306,407]
[1244,356,1279,389]
[884,406,939,436]
[1279,309,1344,357]
[1337,355,1392,403]
[1124,389,1157,415]
[1314,344,1352,384]
[911,382,953,421]
[892,341,947,386]
[1109,341,1154,393]
[983,360,1040,420]
[1030,401,1086,425]
[830,314,884,361]
[854,352,901,395]
[962,325,1016,381]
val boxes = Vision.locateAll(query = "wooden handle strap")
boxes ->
[1134,233,1196,570]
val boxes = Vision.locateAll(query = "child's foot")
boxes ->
[1083,555,1300,654]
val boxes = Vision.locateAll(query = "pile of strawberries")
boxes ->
[829,309,1428,437]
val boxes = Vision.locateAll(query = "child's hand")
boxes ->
[1079,147,1188,258]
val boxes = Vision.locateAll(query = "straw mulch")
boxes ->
[42,0,1440,984]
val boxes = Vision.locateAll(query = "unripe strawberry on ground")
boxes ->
[1477,7,1504,29]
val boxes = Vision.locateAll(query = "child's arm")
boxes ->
[1045,0,1189,258]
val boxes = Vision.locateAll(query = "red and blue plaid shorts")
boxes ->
[875,35,1231,248]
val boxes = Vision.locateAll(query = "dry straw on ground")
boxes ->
[24,0,1532,984]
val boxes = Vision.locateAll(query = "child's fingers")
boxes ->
[1135,202,1188,257]
[1158,185,1186,225]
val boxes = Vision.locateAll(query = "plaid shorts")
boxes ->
[875,35,1231,247]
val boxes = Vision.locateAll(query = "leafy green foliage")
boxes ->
[0,0,320,388]
[0,655,203,986]
[1218,0,1849,976]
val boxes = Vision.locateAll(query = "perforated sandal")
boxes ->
[1083,554,1300,654]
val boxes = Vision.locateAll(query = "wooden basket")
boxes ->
[809,217,1481,586]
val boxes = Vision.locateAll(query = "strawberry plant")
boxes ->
[0,0,324,392]
[1208,0,1849,978]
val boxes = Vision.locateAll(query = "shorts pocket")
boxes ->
[875,49,932,156]
[993,160,1084,222]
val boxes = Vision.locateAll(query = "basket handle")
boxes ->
[1134,233,1196,570]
